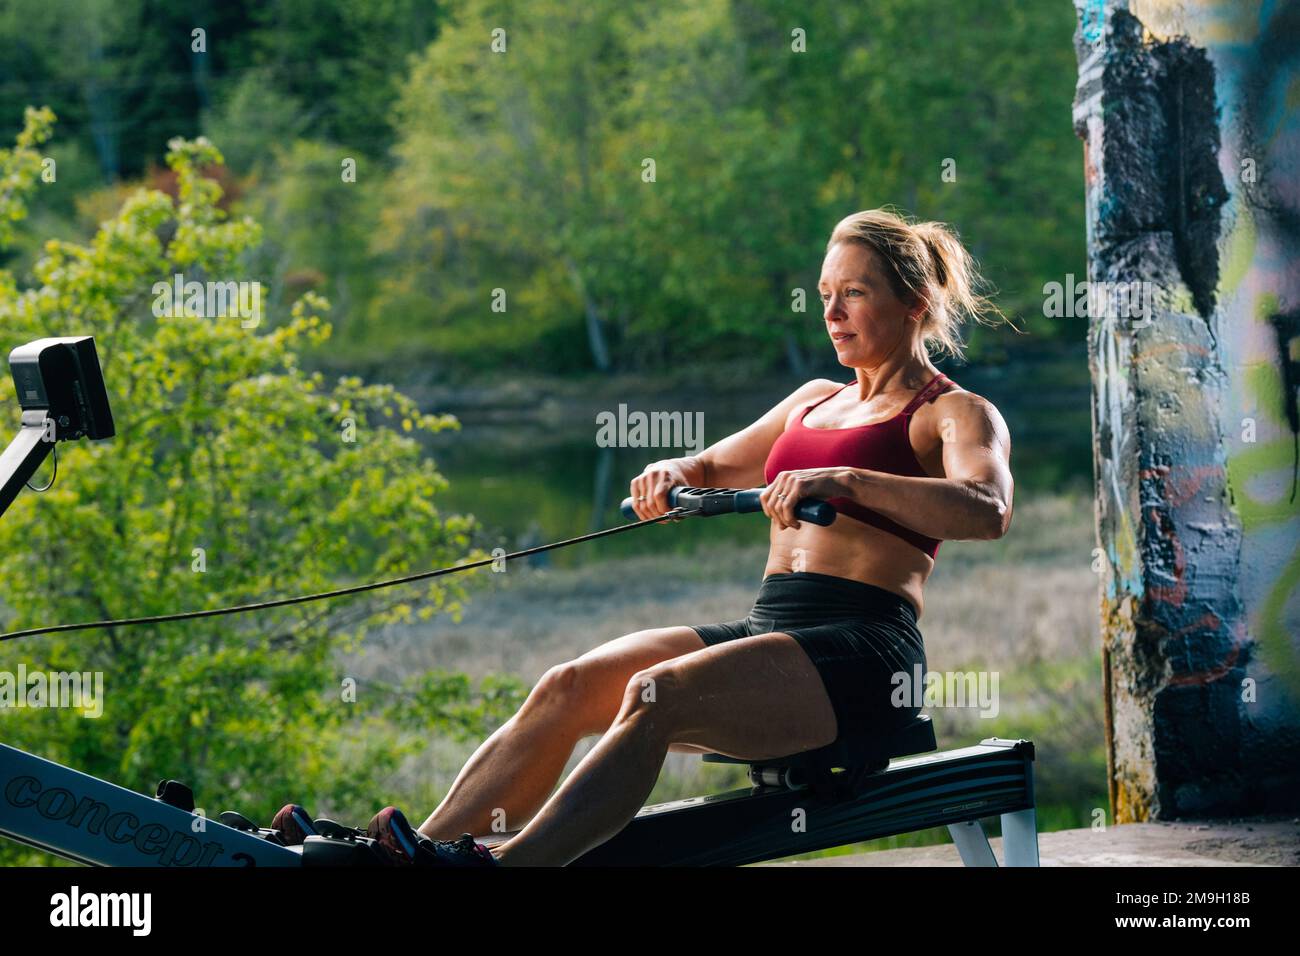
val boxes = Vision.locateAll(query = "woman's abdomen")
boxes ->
[762,517,932,619]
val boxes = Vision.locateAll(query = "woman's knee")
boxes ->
[522,660,619,736]
[525,628,705,734]
[616,663,686,734]
[521,661,584,716]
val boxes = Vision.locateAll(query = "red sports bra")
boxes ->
[763,372,957,557]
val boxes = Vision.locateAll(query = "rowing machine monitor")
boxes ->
[1,336,113,519]
[620,486,836,526]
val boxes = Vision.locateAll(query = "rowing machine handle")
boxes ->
[620,487,836,526]
[733,488,835,525]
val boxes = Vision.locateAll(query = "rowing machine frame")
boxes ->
[0,717,1039,866]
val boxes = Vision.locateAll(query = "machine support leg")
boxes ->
[947,819,998,867]
[1000,807,1040,867]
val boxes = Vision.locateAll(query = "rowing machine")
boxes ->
[1,714,1038,866]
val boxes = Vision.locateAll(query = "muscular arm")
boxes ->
[837,392,1013,541]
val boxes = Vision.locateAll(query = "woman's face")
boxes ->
[818,241,920,367]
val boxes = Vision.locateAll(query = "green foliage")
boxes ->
[239,139,384,353]
[374,0,1083,373]
[0,0,443,180]
[0,0,1086,377]
[0,107,56,249]
[243,0,446,152]
[0,112,516,863]
[201,72,314,178]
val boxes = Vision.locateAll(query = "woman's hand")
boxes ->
[628,458,698,522]
[760,467,857,530]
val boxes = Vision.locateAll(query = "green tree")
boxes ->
[241,139,383,355]
[244,0,445,153]
[376,0,1081,374]
[377,0,629,373]
[0,109,524,864]
[379,0,780,373]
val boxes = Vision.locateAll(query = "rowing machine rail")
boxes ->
[1,718,1039,866]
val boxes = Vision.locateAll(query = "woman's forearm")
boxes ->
[651,454,709,487]
[839,469,1009,541]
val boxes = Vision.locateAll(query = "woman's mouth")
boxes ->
[832,333,855,344]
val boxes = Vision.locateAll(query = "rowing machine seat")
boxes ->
[701,713,938,797]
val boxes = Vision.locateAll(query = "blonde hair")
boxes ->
[826,208,1007,361]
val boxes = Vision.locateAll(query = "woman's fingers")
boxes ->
[630,469,680,520]
[630,475,657,520]
[764,476,802,530]
[629,477,647,520]
[653,478,674,517]
[778,488,800,529]
[761,484,783,528]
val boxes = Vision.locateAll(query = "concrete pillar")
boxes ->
[1071,0,1300,821]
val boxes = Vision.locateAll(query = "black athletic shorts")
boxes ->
[688,571,926,740]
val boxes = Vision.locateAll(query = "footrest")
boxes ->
[301,834,388,866]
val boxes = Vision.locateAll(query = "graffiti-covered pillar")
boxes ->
[1072,0,1300,822]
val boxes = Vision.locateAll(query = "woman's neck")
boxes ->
[848,354,938,403]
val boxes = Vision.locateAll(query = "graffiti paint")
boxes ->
[1081,0,1107,44]
[1073,0,1300,821]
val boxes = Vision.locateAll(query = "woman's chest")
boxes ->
[766,418,925,477]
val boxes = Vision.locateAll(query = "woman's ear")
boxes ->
[908,290,931,322]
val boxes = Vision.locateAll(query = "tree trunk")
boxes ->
[84,36,119,181]
[783,332,807,376]
[566,257,611,371]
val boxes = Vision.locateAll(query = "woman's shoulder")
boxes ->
[789,377,849,407]
[771,378,846,430]
[925,379,1012,443]
[932,376,984,406]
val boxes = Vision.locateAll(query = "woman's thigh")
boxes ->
[563,625,709,742]
[633,631,839,760]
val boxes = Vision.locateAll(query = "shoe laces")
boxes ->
[437,832,494,864]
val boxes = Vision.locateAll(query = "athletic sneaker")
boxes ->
[365,806,498,867]
[271,804,318,846]
[366,806,421,864]
[423,832,500,867]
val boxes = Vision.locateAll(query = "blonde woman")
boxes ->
[329,208,1014,866]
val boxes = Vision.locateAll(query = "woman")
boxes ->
[279,207,1014,866]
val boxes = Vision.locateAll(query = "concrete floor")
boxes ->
[761,816,1300,866]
